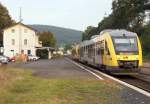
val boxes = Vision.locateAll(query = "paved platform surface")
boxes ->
[7,58,150,104]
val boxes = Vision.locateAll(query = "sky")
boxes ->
[0,0,112,31]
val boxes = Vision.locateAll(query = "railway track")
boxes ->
[74,60,150,93]
[140,67,150,76]
[114,75,150,92]
[143,66,150,69]
[143,63,150,70]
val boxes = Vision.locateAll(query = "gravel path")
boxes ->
[8,58,99,80]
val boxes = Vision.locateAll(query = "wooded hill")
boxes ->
[29,25,82,47]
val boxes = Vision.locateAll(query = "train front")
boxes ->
[111,33,143,74]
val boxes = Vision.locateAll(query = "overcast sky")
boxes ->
[0,0,112,31]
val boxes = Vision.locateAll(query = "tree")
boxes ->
[112,0,148,31]
[82,26,98,41]
[0,3,14,44]
[141,23,150,55]
[39,31,57,47]
[97,14,115,32]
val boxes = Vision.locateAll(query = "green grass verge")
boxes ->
[0,67,122,104]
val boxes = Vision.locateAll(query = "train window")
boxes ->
[81,47,83,57]
[95,41,104,55]
[101,49,104,55]
[107,49,110,55]
[99,41,104,49]
[97,49,101,55]
[91,45,93,57]
[113,37,138,54]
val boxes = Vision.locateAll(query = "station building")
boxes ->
[3,22,54,59]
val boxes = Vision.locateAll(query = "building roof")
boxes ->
[3,22,38,32]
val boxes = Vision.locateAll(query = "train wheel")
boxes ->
[100,65,106,72]
[97,64,101,70]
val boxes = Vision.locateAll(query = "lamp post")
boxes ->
[19,7,23,54]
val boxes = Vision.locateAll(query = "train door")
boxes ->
[95,43,99,65]
[93,44,96,65]
[104,41,111,66]
[100,48,104,65]
[100,40,105,66]
[95,41,104,67]
[87,44,95,65]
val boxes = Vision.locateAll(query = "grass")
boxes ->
[0,67,122,104]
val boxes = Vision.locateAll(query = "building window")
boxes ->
[11,29,15,33]
[28,50,31,55]
[21,50,24,54]
[24,29,28,33]
[24,39,27,45]
[12,39,15,45]
[10,50,15,56]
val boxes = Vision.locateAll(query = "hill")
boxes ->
[29,25,82,46]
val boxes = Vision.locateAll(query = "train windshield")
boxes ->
[113,37,138,54]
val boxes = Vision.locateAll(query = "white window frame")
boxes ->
[11,29,15,33]
[24,39,28,45]
[12,39,15,45]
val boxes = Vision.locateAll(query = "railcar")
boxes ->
[77,29,143,75]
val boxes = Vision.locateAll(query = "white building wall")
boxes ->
[3,24,40,57]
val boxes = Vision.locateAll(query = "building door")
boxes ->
[36,49,48,59]
[28,50,31,55]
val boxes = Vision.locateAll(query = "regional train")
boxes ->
[72,29,143,75]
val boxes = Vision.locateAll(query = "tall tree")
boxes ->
[97,14,115,32]
[0,3,14,44]
[39,31,57,47]
[82,26,98,41]
[112,0,148,30]
[141,23,150,55]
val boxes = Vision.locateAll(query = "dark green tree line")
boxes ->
[0,3,14,44]
[82,26,98,40]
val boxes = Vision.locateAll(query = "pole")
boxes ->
[19,7,22,54]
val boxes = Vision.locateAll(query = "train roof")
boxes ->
[80,29,137,47]
[100,29,137,37]
[80,35,100,47]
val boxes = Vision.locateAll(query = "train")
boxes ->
[72,29,143,75]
